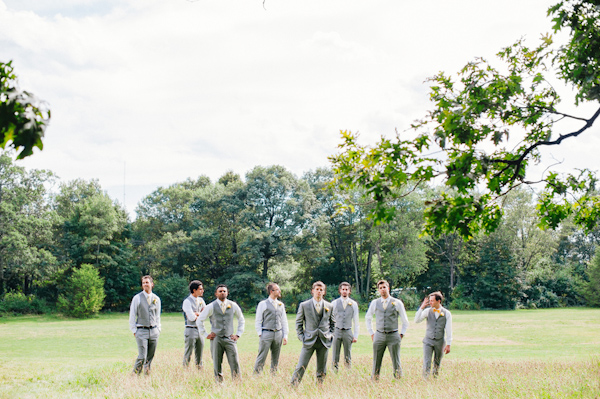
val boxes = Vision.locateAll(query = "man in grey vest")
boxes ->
[129,275,162,375]
[291,281,335,386]
[365,279,409,380]
[182,280,206,369]
[415,291,452,378]
[331,282,359,371]
[254,282,289,374]
[196,284,245,382]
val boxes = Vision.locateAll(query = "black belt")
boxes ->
[138,326,157,329]
[376,330,398,334]
[336,327,351,330]
[262,329,281,332]
[185,326,197,328]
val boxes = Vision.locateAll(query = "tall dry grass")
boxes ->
[29,349,599,399]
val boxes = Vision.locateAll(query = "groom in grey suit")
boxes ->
[291,281,335,386]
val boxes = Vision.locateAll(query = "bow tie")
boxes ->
[433,308,441,313]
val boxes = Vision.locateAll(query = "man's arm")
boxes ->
[182,298,197,322]
[280,303,289,343]
[233,303,245,339]
[295,303,306,341]
[397,300,409,336]
[444,309,452,353]
[255,301,266,336]
[365,300,376,339]
[156,296,162,333]
[129,295,139,335]
[328,302,336,334]
[196,303,213,339]
[351,301,360,341]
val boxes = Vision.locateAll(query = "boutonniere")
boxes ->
[347,300,353,306]
[440,312,445,317]
[278,302,283,306]
[227,304,231,309]
[152,297,157,304]
[325,307,330,312]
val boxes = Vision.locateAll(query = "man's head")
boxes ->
[141,275,154,293]
[311,281,326,301]
[189,280,204,297]
[338,282,351,298]
[267,282,281,299]
[429,291,443,308]
[377,280,390,299]
[215,284,228,301]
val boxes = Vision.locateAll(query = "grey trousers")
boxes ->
[211,335,241,382]
[423,340,444,377]
[253,330,283,374]
[372,331,402,379]
[331,328,353,371]
[291,339,328,385]
[183,327,204,368]
[133,327,159,374]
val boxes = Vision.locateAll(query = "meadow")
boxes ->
[0,308,598,398]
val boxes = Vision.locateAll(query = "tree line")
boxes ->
[0,151,598,317]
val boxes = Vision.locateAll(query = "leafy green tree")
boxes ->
[331,0,600,239]
[0,151,57,295]
[0,61,50,159]
[57,263,106,318]
[241,165,316,279]
[582,247,600,307]
[456,232,519,309]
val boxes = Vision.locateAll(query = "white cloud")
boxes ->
[3,0,585,216]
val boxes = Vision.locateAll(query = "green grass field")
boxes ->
[0,308,598,398]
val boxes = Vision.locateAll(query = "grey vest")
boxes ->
[334,298,355,329]
[209,300,235,336]
[261,300,282,331]
[424,308,446,344]
[136,292,159,327]
[184,296,202,327]
[375,298,400,333]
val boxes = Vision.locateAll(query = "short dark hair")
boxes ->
[429,291,444,302]
[189,280,203,293]
[266,282,279,294]
[338,282,351,290]
[141,275,153,283]
[215,284,228,294]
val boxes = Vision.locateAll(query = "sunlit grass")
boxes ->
[1,308,599,398]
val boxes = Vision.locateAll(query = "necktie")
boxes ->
[382,299,388,310]
[221,302,226,314]
[343,299,347,310]
[316,302,321,314]
[147,294,152,305]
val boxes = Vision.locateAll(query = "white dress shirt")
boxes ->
[331,297,360,339]
[196,298,245,338]
[129,291,162,334]
[254,297,289,339]
[182,295,206,322]
[365,296,409,336]
[414,306,453,345]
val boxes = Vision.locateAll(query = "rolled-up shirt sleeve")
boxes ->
[233,303,245,337]
[352,302,360,339]
[255,301,266,336]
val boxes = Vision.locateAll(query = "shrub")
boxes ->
[57,264,106,318]
[583,248,600,307]
[0,292,50,314]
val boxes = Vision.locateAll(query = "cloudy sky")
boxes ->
[2,0,597,217]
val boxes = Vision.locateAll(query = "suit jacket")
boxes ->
[296,299,335,348]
